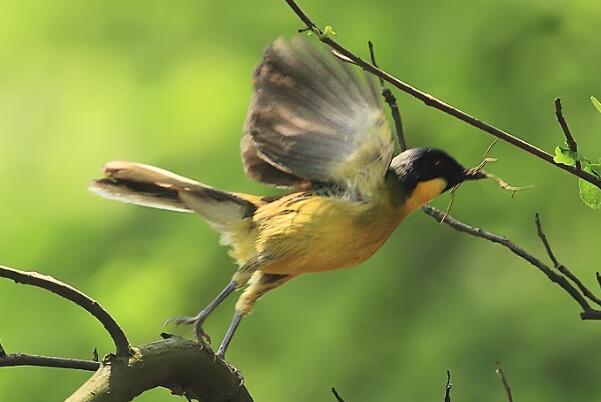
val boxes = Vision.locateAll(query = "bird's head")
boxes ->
[388,147,486,213]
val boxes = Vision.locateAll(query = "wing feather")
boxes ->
[242,36,394,197]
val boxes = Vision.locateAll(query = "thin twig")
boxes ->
[283,0,601,189]
[535,212,564,268]
[554,98,582,171]
[286,0,318,33]
[0,353,99,371]
[440,184,460,222]
[0,265,131,357]
[332,387,345,402]
[444,370,452,402]
[0,339,97,371]
[367,41,385,87]
[535,214,601,308]
[422,206,601,320]
[368,40,406,151]
[495,363,514,402]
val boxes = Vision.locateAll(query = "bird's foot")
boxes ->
[164,314,212,345]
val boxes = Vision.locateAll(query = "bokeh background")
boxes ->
[1,0,601,400]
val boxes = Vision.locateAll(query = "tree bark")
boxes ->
[66,335,253,402]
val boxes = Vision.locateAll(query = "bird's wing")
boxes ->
[242,36,394,198]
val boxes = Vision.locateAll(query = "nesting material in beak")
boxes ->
[464,167,534,196]
[463,168,489,182]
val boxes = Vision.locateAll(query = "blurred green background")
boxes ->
[1,0,601,400]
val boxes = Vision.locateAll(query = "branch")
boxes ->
[283,0,601,189]
[0,352,99,371]
[0,265,131,357]
[332,388,345,402]
[443,370,452,402]
[368,41,406,151]
[495,363,514,402]
[1,331,99,372]
[554,98,582,171]
[535,214,601,308]
[66,334,253,402]
[1,262,253,401]
[422,206,601,320]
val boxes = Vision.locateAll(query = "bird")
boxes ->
[89,36,486,359]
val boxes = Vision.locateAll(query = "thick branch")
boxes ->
[0,265,131,357]
[283,0,601,189]
[66,335,253,402]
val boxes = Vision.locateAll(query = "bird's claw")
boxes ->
[164,315,212,345]
[194,322,212,345]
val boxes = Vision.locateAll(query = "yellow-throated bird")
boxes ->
[90,37,486,358]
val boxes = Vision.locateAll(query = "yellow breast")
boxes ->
[252,190,403,275]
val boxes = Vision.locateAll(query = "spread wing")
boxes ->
[242,36,394,197]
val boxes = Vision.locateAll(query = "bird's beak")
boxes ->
[462,168,488,182]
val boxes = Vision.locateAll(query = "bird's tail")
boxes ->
[89,161,258,232]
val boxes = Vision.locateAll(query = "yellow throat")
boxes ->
[399,177,448,218]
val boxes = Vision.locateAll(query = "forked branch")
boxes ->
[423,206,601,321]
[0,265,254,401]
[66,334,253,402]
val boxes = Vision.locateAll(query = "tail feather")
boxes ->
[90,161,257,231]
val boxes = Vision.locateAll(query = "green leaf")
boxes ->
[322,25,337,37]
[553,146,577,165]
[592,96,601,113]
[579,179,601,209]
[579,164,601,209]
[588,163,601,178]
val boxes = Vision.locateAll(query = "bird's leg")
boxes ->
[216,271,295,359]
[216,311,243,359]
[167,280,238,344]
